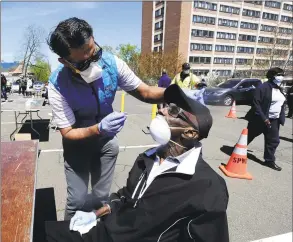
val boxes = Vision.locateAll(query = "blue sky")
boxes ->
[1,1,142,70]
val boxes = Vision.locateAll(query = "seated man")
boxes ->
[45,84,229,242]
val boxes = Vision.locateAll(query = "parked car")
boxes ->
[203,78,262,106]
[280,76,293,95]
[11,81,20,93]
[33,81,45,92]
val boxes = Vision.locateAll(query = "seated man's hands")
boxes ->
[69,211,96,231]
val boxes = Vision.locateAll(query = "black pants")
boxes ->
[45,220,109,242]
[287,99,293,117]
[21,86,27,95]
[247,117,280,163]
[1,85,7,100]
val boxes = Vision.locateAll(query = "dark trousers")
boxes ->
[45,220,108,242]
[1,85,7,100]
[247,117,280,163]
[21,86,27,95]
[287,99,293,117]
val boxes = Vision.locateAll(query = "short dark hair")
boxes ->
[47,17,93,58]
[266,67,284,80]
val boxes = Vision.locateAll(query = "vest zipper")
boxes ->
[89,83,101,122]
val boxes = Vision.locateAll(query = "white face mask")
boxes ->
[273,76,284,86]
[149,115,171,145]
[79,62,103,83]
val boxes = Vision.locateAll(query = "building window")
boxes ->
[276,38,291,45]
[242,9,260,17]
[153,46,162,52]
[155,21,163,30]
[216,32,237,40]
[155,7,164,18]
[236,58,252,65]
[256,48,270,54]
[194,1,217,11]
[237,47,254,53]
[191,29,214,38]
[240,21,258,30]
[218,18,238,28]
[279,27,293,34]
[264,1,281,9]
[220,5,240,14]
[283,3,293,12]
[262,12,278,21]
[154,33,163,42]
[238,34,256,42]
[214,58,233,64]
[215,45,235,52]
[217,70,232,76]
[190,43,213,51]
[272,60,286,66]
[258,36,274,43]
[189,56,211,64]
[155,1,164,6]
[281,15,293,23]
[244,1,262,5]
[260,24,276,32]
[193,15,216,25]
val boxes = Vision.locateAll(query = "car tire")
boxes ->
[223,95,233,106]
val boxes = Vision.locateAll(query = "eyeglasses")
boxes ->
[167,103,196,129]
[66,42,103,72]
[276,73,285,77]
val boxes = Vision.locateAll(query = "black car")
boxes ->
[203,78,262,106]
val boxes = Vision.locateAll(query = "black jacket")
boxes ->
[246,81,286,125]
[99,147,229,242]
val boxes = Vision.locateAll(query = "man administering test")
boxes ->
[47,17,165,219]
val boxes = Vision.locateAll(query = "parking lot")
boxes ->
[1,92,292,242]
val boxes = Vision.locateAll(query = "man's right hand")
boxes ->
[98,112,127,136]
[264,119,271,128]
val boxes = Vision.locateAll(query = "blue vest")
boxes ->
[49,52,118,128]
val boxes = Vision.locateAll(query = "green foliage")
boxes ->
[101,45,116,55]
[30,58,51,82]
[116,44,140,72]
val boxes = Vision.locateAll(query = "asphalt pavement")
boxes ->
[1,92,292,242]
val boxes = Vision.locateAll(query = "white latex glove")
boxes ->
[69,211,96,231]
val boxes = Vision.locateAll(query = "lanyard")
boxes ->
[89,83,101,122]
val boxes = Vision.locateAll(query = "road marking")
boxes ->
[251,232,292,242]
[40,144,159,153]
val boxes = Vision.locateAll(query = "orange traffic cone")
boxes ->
[219,128,252,180]
[225,101,237,118]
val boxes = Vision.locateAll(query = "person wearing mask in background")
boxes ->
[47,17,166,220]
[171,63,200,90]
[45,84,229,242]
[157,69,171,109]
[245,67,286,171]
[286,85,293,119]
[1,74,8,101]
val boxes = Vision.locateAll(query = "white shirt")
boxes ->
[48,55,142,128]
[132,147,202,201]
[269,88,286,119]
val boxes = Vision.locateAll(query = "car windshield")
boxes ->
[218,79,241,88]
[34,82,43,85]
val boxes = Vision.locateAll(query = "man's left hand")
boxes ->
[69,211,96,231]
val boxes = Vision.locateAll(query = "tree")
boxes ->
[29,58,51,82]
[101,45,116,55]
[20,25,45,77]
[253,26,293,75]
[116,44,140,72]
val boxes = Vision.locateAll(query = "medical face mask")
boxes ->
[273,75,284,86]
[79,62,103,84]
[182,69,190,75]
[149,115,187,149]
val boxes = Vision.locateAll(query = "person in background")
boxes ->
[286,85,293,119]
[157,69,171,109]
[20,77,27,96]
[245,67,286,171]
[45,84,229,242]
[1,74,8,101]
[171,63,200,89]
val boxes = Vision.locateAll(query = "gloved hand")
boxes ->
[98,112,127,136]
[69,211,97,231]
